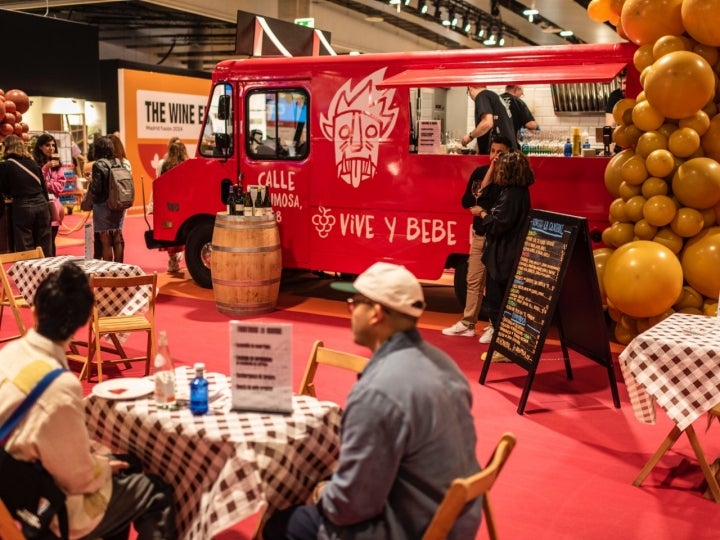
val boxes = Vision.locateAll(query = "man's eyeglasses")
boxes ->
[346,296,376,313]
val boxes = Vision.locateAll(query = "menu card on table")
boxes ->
[229,321,293,414]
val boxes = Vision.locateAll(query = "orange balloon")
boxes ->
[693,43,719,67]
[643,194,676,226]
[632,100,665,132]
[613,124,643,149]
[682,0,720,47]
[625,195,647,221]
[673,285,704,310]
[636,131,668,159]
[613,98,637,126]
[604,149,636,197]
[679,110,710,136]
[620,0,684,46]
[681,226,720,298]
[670,207,704,237]
[653,35,688,60]
[668,127,701,158]
[604,240,683,318]
[588,0,613,22]
[641,176,670,197]
[620,155,649,185]
[593,247,614,304]
[701,114,720,161]
[609,198,629,222]
[634,218,658,239]
[644,51,715,120]
[645,149,675,177]
[619,181,642,200]
[672,157,720,209]
[633,43,656,71]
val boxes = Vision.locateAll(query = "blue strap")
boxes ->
[0,368,66,443]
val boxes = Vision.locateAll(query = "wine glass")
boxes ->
[471,179,482,206]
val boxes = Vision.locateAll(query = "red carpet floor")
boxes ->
[2,212,719,539]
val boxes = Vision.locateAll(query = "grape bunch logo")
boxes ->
[320,68,398,188]
[311,206,336,238]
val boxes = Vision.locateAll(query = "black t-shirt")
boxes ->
[473,90,517,154]
[605,88,624,116]
[500,93,535,134]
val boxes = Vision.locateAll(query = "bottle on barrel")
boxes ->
[254,187,263,216]
[154,330,176,409]
[261,185,272,216]
[226,185,237,215]
[235,183,245,216]
[243,188,253,217]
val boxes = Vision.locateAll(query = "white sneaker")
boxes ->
[478,325,494,344]
[441,321,475,337]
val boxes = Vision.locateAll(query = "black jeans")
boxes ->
[11,196,52,256]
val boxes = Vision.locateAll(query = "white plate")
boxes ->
[92,378,155,400]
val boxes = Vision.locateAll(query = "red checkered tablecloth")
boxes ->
[619,312,720,431]
[85,368,341,539]
[8,255,150,318]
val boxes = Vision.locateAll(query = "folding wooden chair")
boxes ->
[0,498,25,540]
[0,247,45,343]
[423,432,517,540]
[298,340,369,397]
[76,272,157,382]
[254,340,369,539]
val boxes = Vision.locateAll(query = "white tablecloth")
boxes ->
[85,368,341,539]
[619,312,720,431]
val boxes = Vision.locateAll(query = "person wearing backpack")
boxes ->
[88,136,129,262]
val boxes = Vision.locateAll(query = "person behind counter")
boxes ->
[501,85,539,135]
[461,86,517,155]
[478,151,534,352]
[605,69,627,127]
[263,262,482,540]
[0,134,52,256]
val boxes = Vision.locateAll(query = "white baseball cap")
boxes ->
[331,262,426,318]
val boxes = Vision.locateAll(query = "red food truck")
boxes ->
[146,42,635,300]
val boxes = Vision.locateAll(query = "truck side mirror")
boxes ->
[215,133,231,153]
[217,95,231,120]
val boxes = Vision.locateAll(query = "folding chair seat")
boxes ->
[75,272,157,382]
[423,432,517,540]
[0,247,45,343]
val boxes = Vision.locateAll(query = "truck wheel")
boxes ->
[454,258,468,309]
[185,222,214,289]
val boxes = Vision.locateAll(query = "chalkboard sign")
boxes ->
[479,210,620,414]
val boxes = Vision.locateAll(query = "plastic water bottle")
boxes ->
[154,331,176,409]
[189,363,209,415]
[563,138,572,157]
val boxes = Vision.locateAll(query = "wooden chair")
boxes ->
[254,340,369,539]
[0,499,25,540]
[75,272,157,382]
[298,340,370,397]
[423,432,517,540]
[0,247,45,343]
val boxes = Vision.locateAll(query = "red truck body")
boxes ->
[147,42,635,291]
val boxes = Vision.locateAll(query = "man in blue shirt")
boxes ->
[263,262,482,540]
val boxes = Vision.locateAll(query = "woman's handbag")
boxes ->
[80,186,94,211]
[48,194,64,223]
[0,368,69,540]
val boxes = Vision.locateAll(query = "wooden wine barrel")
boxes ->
[211,213,282,316]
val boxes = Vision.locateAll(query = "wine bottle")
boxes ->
[235,183,245,216]
[261,185,272,216]
[243,190,253,217]
[226,185,236,215]
[254,187,263,216]
[154,331,176,409]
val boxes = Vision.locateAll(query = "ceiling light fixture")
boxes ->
[419,0,428,14]
[559,29,573,37]
[522,8,539,23]
[464,11,472,32]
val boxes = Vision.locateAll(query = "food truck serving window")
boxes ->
[246,89,308,160]
[200,83,234,158]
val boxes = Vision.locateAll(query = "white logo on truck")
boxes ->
[320,69,398,188]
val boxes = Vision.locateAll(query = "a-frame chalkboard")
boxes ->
[479,210,621,414]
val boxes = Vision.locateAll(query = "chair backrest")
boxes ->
[297,340,369,397]
[89,272,157,323]
[422,432,517,540]
[0,247,45,300]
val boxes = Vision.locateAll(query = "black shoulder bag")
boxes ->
[0,368,69,540]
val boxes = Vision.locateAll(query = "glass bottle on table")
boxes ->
[261,185,272,216]
[235,183,245,216]
[254,187,263,216]
[243,189,253,217]
[189,362,209,415]
[226,185,236,215]
[154,330,176,409]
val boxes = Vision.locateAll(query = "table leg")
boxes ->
[685,425,720,504]
[633,425,682,486]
